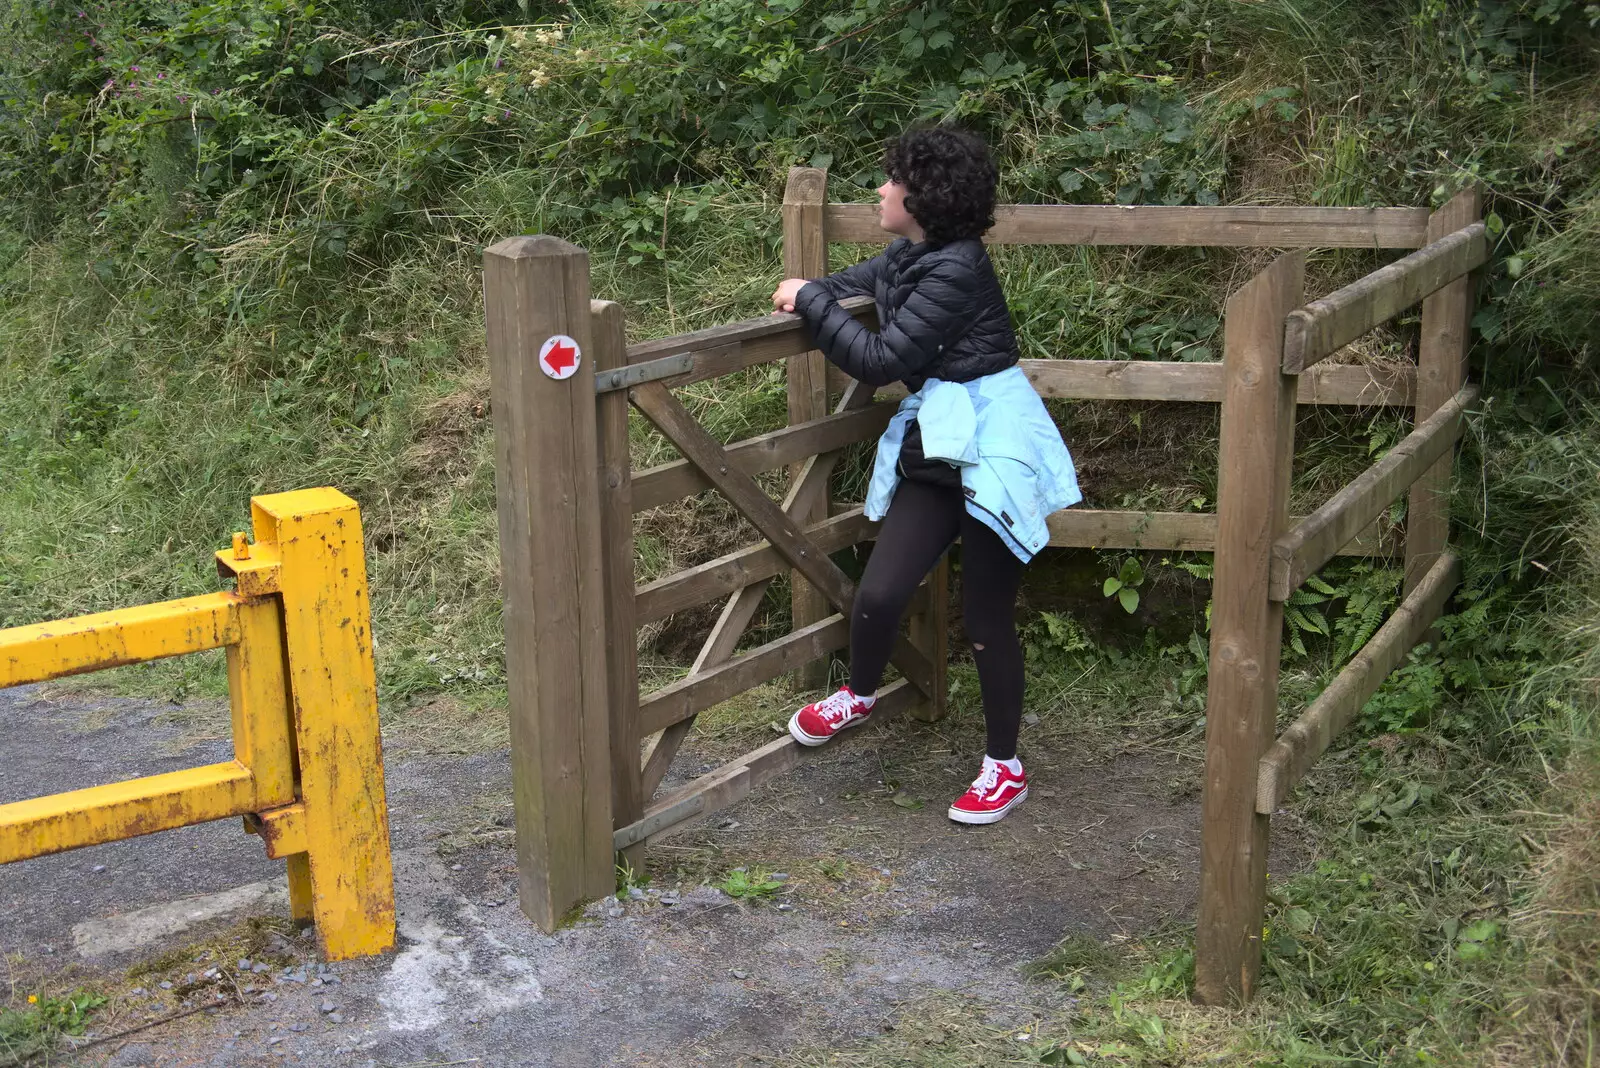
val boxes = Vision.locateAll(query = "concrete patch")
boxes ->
[72,880,288,958]
[378,854,543,1032]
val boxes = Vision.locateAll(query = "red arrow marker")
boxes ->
[544,340,576,375]
[538,334,582,380]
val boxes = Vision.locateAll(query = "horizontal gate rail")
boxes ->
[0,761,257,864]
[638,613,852,736]
[1,593,244,687]
[635,510,877,625]
[621,296,875,391]
[617,677,921,850]
[630,400,896,512]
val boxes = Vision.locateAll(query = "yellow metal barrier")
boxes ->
[0,488,396,961]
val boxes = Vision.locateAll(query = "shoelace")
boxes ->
[969,762,1002,799]
[816,689,862,726]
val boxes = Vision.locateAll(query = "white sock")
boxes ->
[988,755,1022,775]
[849,687,876,707]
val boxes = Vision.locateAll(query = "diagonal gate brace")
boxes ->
[640,380,880,797]
[629,381,937,700]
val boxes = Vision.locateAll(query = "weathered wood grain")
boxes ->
[484,236,614,933]
[1257,554,1460,814]
[1282,223,1487,373]
[1405,188,1481,595]
[825,203,1431,248]
[1195,251,1304,1007]
[1269,385,1476,601]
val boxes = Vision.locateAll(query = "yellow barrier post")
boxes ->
[239,489,396,959]
[0,487,395,962]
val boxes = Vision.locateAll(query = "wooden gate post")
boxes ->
[1405,185,1481,596]
[784,166,834,691]
[484,236,615,931]
[1195,251,1305,1006]
[592,298,646,871]
[906,558,950,722]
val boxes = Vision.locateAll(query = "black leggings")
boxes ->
[848,479,1026,761]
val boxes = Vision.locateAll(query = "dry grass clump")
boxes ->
[1486,754,1600,1066]
[400,375,492,489]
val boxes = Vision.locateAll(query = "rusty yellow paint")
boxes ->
[0,593,243,689]
[286,853,315,926]
[253,488,396,961]
[215,541,282,598]
[0,762,257,864]
[243,803,307,859]
[0,487,394,962]
[228,597,297,809]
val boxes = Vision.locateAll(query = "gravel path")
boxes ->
[1,682,1305,1067]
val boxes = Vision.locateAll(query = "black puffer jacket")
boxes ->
[794,237,1019,392]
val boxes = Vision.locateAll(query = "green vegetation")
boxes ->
[0,989,105,1066]
[1,0,1597,1063]
[718,867,787,900]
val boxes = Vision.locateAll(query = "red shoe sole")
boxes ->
[947,785,1028,825]
[787,709,870,746]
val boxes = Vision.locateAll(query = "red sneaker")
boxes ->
[948,758,1028,825]
[788,687,875,746]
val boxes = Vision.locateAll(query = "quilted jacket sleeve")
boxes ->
[806,251,887,301]
[795,257,979,387]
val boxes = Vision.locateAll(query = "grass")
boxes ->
[0,990,105,1068]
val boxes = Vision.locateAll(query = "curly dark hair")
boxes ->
[883,126,998,246]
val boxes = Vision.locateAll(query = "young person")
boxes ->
[770,126,1081,826]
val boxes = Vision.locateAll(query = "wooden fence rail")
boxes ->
[1283,223,1488,373]
[1256,553,1462,813]
[1270,384,1478,600]
[824,203,1433,248]
[630,402,896,512]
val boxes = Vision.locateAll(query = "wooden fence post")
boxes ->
[905,558,950,722]
[484,236,615,932]
[592,298,646,872]
[1195,251,1305,1006]
[1405,186,1481,596]
[784,166,833,691]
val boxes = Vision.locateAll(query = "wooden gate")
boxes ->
[482,236,946,932]
[482,178,1484,1006]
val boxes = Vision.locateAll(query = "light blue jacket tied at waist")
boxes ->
[865,366,1083,564]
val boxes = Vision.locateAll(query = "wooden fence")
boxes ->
[481,173,1484,1006]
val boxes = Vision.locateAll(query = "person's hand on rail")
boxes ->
[771,277,808,314]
